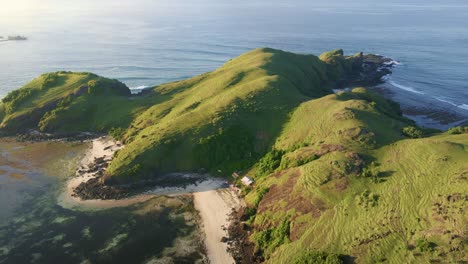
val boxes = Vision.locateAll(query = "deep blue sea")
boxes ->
[1,0,467,127]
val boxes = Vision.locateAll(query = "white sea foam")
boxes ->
[130,85,150,90]
[383,60,401,66]
[434,96,458,107]
[129,85,151,94]
[389,80,425,94]
[381,74,391,81]
[458,104,468,111]
[434,97,468,111]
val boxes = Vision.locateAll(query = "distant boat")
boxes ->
[7,35,27,41]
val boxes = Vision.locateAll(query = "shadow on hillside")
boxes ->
[376,170,395,183]
[342,254,357,264]
[260,48,331,98]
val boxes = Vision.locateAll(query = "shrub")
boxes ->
[41,73,58,89]
[109,127,126,140]
[358,189,379,208]
[361,161,380,182]
[244,207,257,223]
[416,238,436,252]
[402,126,424,138]
[447,126,468,134]
[293,250,343,264]
[0,103,5,121]
[252,219,290,257]
[256,149,285,178]
[87,78,130,96]
[194,125,256,173]
[253,187,269,207]
[38,109,61,131]
[87,80,98,94]
[2,88,37,114]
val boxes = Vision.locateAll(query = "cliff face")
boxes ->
[2,48,466,263]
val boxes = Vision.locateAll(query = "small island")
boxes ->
[0,35,27,41]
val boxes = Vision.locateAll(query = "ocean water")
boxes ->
[0,0,467,125]
[0,140,205,263]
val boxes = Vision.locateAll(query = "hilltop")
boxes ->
[0,48,392,182]
[1,48,466,263]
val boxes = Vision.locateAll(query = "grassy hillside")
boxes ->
[106,48,335,182]
[250,133,467,263]
[242,89,467,263]
[0,72,139,133]
[0,48,373,182]
[1,48,466,263]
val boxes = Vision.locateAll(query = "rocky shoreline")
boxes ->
[72,172,212,200]
[14,130,102,142]
[370,86,468,130]
[225,207,261,264]
[329,51,398,89]
[63,137,203,201]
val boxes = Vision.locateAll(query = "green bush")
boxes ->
[109,127,126,141]
[253,187,270,207]
[0,103,5,121]
[293,250,343,264]
[2,88,37,114]
[87,78,130,96]
[38,109,63,131]
[416,238,436,252]
[402,126,424,138]
[447,126,468,134]
[194,125,256,173]
[358,189,379,208]
[361,161,380,182]
[41,73,58,89]
[252,219,290,257]
[87,80,98,94]
[256,149,285,178]
[244,207,257,223]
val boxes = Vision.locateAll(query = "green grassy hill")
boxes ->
[243,88,467,263]
[0,72,137,133]
[106,48,335,182]
[1,48,466,263]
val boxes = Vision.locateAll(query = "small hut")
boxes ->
[241,176,254,186]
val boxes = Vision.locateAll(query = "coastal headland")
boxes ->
[1,48,466,263]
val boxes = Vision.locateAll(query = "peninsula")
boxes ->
[0,48,466,263]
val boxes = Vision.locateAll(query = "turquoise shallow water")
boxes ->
[0,141,205,263]
[0,0,467,121]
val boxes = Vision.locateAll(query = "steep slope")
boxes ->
[105,48,333,183]
[240,88,467,263]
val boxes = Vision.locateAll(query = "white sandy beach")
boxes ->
[58,136,241,263]
[194,188,241,264]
